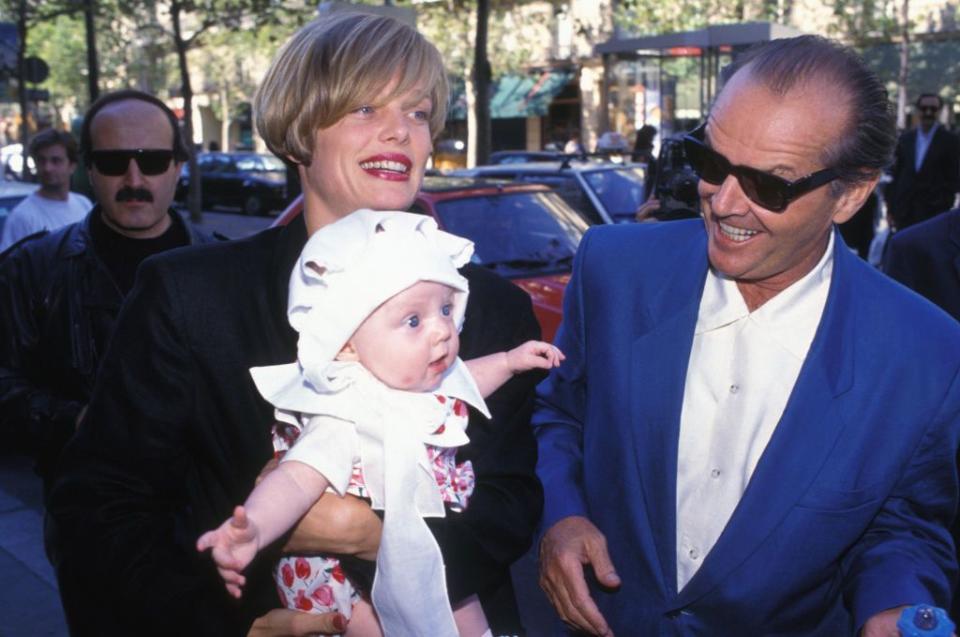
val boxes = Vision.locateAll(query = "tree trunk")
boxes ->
[16,0,28,179]
[896,0,910,131]
[220,84,230,152]
[469,0,491,167]
[84,0,99,104]
[171,0,201,222]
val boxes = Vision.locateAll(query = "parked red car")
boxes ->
[272,176,587,340]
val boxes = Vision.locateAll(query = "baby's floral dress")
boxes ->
[270,394,475,617]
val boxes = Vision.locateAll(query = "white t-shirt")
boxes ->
[0,191,92,251]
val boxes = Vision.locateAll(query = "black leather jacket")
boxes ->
[0,208,218,482]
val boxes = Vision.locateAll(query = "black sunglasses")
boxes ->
[89,149,175,176]
[918,105,940,114]
[682,125,839,212]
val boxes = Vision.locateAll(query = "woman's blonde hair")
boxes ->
[254,13,449,166]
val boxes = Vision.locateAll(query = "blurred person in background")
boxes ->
[0,129,91,252]
[885,93,960,231]
[0,90,217,498]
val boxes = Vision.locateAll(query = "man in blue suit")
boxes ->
[534,36,960,636]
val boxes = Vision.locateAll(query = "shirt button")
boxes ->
[688,548,699,560]
[710,469,721,478]
[729,384,739,394]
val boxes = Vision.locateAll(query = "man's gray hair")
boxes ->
[726,35,896,188]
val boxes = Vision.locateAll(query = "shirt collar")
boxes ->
[918,122,939,141]
[696,231,835,359]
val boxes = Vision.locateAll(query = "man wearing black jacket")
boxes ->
[885,93,960,230]
[0,90,217,491]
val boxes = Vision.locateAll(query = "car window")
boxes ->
[433,191,587,277]
[260,156,286,171]
[202,155,233,174]
[582,166,647,222]
[514,174,605,226]
[234,156,258,172]
[197,155,218,174]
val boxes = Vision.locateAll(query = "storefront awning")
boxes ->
[448,69,574,121]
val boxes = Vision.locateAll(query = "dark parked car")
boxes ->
[453,158,650,225]
[272,176,587,340]
[177,152,288,216]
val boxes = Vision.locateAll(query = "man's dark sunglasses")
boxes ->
[682,125,839,212]
[918,105,940,114]
[89,149,175,176]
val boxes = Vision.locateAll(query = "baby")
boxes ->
[197,210,563,637]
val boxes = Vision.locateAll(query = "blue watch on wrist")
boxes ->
[897,604,955,637]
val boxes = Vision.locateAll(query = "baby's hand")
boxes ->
[506,340,565,373]
[196,505,260,599]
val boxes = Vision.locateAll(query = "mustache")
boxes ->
[116,187,153,202]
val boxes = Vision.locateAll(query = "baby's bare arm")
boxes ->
[244,460,331,547]
[466,340,564,397]
[197,461,330,597]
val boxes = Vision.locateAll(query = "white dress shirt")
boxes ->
[675,232,834,591]
[915,123,938,173]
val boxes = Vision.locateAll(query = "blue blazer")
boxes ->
[534,220,960,635]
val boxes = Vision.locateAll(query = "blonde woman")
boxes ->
[48,13,543,637]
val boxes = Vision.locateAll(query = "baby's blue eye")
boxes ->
[355,105,375,115]
[413,110,430,121]
[441,304,452,317]
[407,315,420,328]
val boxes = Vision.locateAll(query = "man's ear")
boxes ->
[336,342,360,362]
[832,175,880,224]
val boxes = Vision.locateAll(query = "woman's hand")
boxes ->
[257,458,382,559]
[248,609,347,636]
[286,493,382,559]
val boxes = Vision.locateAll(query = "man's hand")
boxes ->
[539,516,620,636]
[248,608,347,636]
[861,606,907,637]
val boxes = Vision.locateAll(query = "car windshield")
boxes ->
[433,191,587,277]
[235,155,286,172]
[582,166,647,221]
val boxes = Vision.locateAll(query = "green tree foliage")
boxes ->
[27,15,87,116]
[828,0,900,43]
[614,0,781,35]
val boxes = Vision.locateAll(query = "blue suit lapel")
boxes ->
[675,231,858,607]
[628,234,708,598]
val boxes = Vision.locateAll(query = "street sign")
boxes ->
[26,88,49,102]
[23,57,48,84]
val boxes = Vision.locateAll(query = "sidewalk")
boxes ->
[0,454,68,637]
